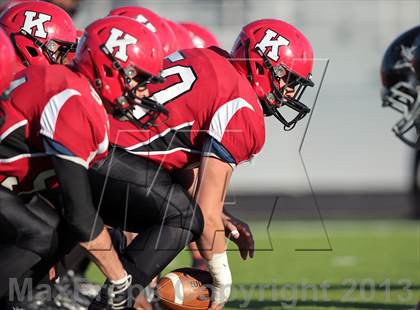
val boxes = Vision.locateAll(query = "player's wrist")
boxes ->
[110,270,129,285]
[206,252,232,303]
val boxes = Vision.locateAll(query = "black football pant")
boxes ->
[89,148,204,288]
[0,187,61,301]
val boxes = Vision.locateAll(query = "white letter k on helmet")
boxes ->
[105,28,138,62]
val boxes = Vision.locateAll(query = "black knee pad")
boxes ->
[163,186,204,242]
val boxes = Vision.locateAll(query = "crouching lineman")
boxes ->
[0,16,164,309]
[89,19,314,309]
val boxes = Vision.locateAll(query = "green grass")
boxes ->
[86,220,420,309]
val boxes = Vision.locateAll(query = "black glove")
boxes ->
[89,273,133,310]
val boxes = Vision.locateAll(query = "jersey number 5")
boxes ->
[152,51,197,105]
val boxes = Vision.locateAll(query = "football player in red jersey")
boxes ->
[89,19,314,309]
[0,16,164,309]
[0,1,77,73]
[108,6,211,275]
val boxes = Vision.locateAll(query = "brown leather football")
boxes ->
[157,268,213,310]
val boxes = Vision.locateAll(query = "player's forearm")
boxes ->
[49,154,104,241]
[198,210,232,306]
[80,227,126,281]
[197,212,226,260]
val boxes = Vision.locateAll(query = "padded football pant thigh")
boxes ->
[89,149,204,287]
[122,226,194,289]
[0,188,60,299]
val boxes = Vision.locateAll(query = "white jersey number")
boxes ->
[151,52,197,105]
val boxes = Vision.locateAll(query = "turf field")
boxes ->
[87,220,420,309]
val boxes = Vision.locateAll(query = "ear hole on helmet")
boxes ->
[103,65,113,77]
[256,62,264,75]
[26,46,39,57]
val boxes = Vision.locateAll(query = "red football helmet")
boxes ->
[165,19,194,50]
[73,16,165,128]
[231,19,314,130]
[0,1,77,70]
[109,6,177,56]
[180,22,219,48]
[0,27,16,96]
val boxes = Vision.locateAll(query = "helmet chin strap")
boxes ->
[261,95,305,131]
[253,46,312,130]
[9,32,30,67]
[244,39,254,83]
[86,48,103,90]
[16,29,76,65]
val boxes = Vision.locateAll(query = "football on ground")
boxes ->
[157,268,213,310]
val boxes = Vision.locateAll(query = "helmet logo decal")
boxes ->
[255,29,290,62]
[395,45,417,71]
[104,28,138,62]
[135,15,157,33]
[22,11,52,39]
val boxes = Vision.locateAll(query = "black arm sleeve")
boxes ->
[51,155,104,242]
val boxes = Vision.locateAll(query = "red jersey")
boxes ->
[109,47,265,170]
[0,64,109,193]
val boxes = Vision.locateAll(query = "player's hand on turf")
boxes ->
[222,213,254,260]
[48,265,58,281]
[133,290,152,310]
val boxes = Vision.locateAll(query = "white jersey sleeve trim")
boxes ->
[0,120,28,142]
[97,131,109,155]
[40,89,81,139]
[208,97,255,142]
[0,153,46,163]
[127,147,201,156]
[124,121,195,151]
